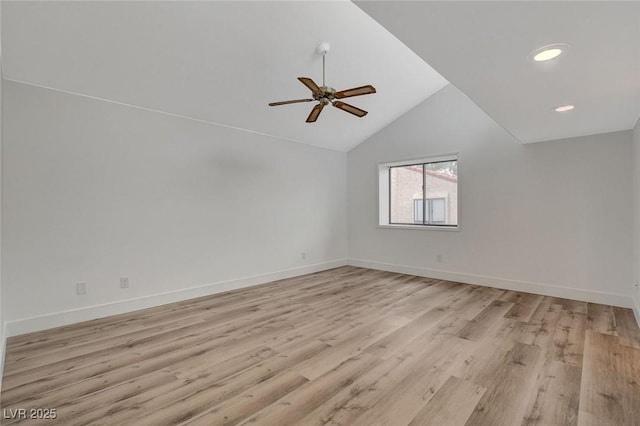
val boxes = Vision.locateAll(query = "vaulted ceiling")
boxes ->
[1,0,447,152]
[357,1,640,144]
[2,1,639,149]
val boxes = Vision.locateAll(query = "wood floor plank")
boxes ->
[96,340,330,426]
[514,299,563,348]
[28,346,278,426]
[551,304,587,367]
[182,370,309,426]
[408,376,486,426]
[613,306,640,349]
[550,298,588,315]
[364,304,460,360]
[577,331,640,426]
[5,302,263,373]
[292,315,410,381]
[295,350,431,425]
[350,336,474,426]
[382,281,465,319]
[586,303,618,336]
[2,266,639,425]
[238,353,381,426]
[2,301,305,388]
[456,299,514,341]
[2,303,312,403]
[296,314,473,426]
[456,286,506,320]
[522,360,582,426]
[500,291,544,323]
[464,342,545,426]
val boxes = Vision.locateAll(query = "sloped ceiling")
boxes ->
[1,0,448,152]
[357,1,640,144]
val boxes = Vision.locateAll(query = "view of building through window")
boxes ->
[389,160,458,226]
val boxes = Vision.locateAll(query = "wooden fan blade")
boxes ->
[306,103,325,123]
[269,99,314,106]
[333,101,368,118]
[298,77,321,95]
[335,85,376,99]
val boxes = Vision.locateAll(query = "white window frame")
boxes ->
[378,154,460,231]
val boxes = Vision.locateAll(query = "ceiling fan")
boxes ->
[269,43,376,123]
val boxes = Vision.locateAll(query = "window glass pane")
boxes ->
[424,160,457,226]
[390,164,424,224]
[430,198,446,223]
[413,199,424,223]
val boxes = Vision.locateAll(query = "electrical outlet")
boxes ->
[301,252,307,260]
[436,254,443,263]
[120,277,130,289]
[76,282,87,295]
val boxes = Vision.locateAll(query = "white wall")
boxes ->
[633,117,640,321]
[348,84,634,307]
[1,78,636,341]
[2,81,348,335]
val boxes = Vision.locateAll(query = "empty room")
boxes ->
[0,1,639,425]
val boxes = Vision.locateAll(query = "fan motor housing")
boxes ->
[314,86,336,103]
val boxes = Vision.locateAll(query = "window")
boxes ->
[379,155,458,228]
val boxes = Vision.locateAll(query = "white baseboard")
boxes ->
[633,293,640,329]
[348,258,633,309]
[5,259,348,337]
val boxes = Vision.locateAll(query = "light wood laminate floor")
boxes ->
[2,266,640,425]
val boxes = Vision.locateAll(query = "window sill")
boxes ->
[377,224,460,232]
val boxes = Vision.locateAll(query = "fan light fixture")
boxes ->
[268,43,376,123]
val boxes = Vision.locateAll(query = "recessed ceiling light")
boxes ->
[554,104,574,112]
[528,43,570,62]
[534,48,562,62]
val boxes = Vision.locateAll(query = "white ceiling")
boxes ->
[357,1,640,144]
[1,0,448,152]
